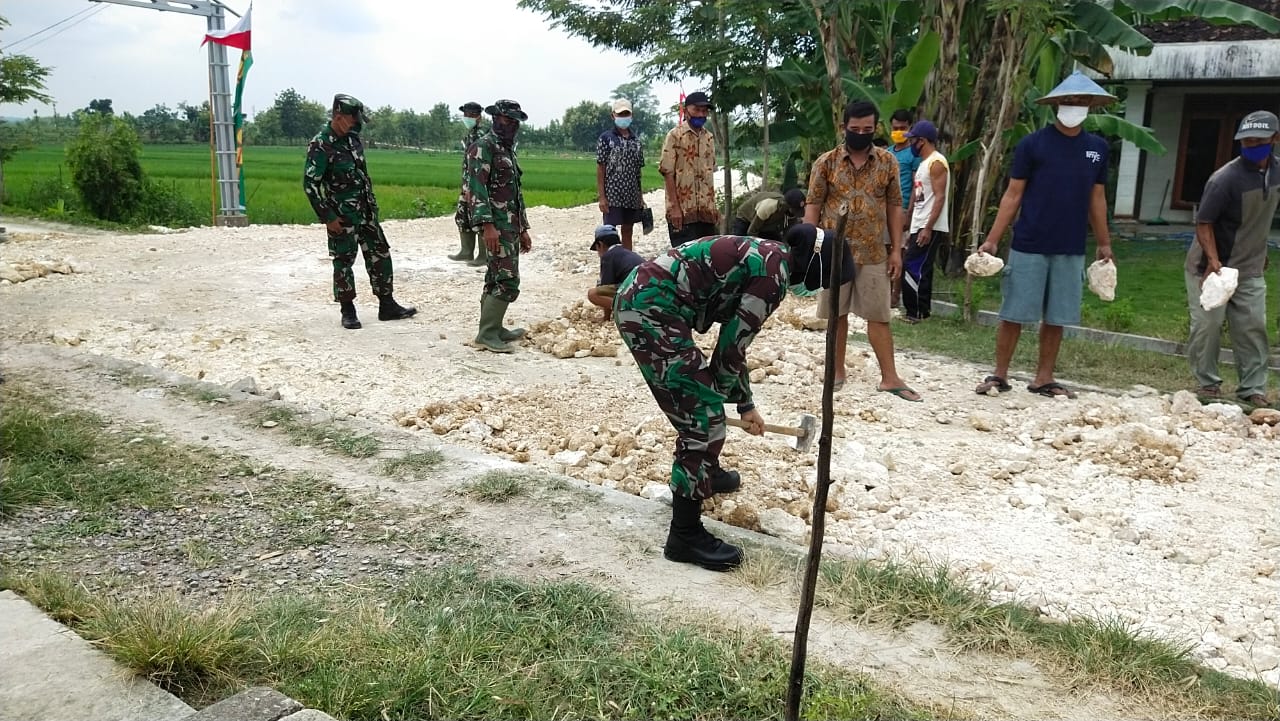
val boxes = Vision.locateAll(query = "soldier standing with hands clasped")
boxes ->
[450,100,489,265]
[303,93,416,330]
[466,99,532,353]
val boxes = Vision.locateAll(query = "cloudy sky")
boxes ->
[2,0,689,124]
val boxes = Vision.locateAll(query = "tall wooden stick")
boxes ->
[785,206,849,721]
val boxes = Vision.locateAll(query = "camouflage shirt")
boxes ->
[618,235,789,405]
[461,121,486,152]
[465,129,529,232]
[303,122,378,224]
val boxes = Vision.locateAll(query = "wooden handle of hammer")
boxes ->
[725,417,804,438]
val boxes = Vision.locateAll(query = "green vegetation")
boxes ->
[3,144,663,227]
[934,239,1280,345]
[462,470,531,502]
[812,556,1280,720]
[0,390,194,518]
[2,568,932,719]
[255,406,380,459]
[378,450,446,481]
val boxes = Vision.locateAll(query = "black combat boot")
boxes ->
[340,300,361,330]
[709,466,741,494]
[377,295,417,321]
[663,495,742,571]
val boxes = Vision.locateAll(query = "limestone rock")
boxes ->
[758,507,807,544]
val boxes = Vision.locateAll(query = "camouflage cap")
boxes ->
[458,101,484,115]
[485,99,528,122]
[332,94,369,123]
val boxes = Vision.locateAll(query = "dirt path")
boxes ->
[1,200,1278,694]
[2,344,1138,720]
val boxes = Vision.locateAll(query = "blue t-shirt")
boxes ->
[891,144,920,209]
[1010,126,1109,255]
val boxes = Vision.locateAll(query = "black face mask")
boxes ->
[845,130,874,151]
[495,120,519,144]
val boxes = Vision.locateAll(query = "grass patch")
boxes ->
[888,314,1280,394]
[934,239,1280,345]
[462,470,531,502]
[378,450,446,480]
[255,407,381,459]
[816,556,1280,720]
[4,144,665,226]
[0,386,193,517]
[4,567,937,719]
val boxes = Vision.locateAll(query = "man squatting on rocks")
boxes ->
[449,100,490,266]
[586,224,644,323]
[303,94,416,330]
[466,99,533,353]
[614,224,852,571]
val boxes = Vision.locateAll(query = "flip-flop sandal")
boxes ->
[1027,382,1076,399]
[832,379,845,392]
[974,375,1011,394]
[880,386,923,402]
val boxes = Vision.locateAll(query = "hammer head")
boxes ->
[795,413,817,452]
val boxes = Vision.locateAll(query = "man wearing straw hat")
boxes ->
[974,71,1116,399]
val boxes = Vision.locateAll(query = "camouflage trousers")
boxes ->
[483,231,521,303]
[614,298,726,501]
[454,192,473,231]
[328,220,394,302]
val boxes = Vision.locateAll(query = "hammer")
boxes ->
[725,413,817,452]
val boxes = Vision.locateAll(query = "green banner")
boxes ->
[233,50,253,211]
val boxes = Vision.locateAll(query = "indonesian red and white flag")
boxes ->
[202,5,251,51]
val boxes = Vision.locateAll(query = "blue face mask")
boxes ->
[1241,143,1273,164]
[462,117,477,130]
[615,116,632,129]
[689,116,707,129]
[910,141,924,158]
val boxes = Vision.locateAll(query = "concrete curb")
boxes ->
[930,300,1280,371]
[0,590,337,721]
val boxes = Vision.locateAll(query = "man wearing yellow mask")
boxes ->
[887,109,919,307]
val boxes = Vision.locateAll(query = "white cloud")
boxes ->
[3,0,696,125]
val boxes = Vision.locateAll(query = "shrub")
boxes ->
[20,175,79,215]
[132,180,204,228]
[1103,297,1136,333]
[66,113,145,222]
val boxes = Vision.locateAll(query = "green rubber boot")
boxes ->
[448,229,476,262]
[499,324,526,342]
[474,295,514,353]
[468,240,489,267]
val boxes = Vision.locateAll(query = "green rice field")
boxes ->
[2,144,663,225]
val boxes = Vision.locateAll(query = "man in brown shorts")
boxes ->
[804,100,920,401]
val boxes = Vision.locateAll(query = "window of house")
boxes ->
[1173,94,1280,209]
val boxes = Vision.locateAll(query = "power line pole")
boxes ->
[89,0,247,227]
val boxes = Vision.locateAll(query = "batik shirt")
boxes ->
[597,127,645,210]
[659,122,719,224]
[807,145,901,264]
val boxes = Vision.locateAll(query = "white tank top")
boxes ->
[909,152,951,234]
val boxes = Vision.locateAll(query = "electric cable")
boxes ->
[7,4,108,54]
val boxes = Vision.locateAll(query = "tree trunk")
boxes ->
[761,45,770,191]
[809,0,846,141]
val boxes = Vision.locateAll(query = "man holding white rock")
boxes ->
[1184,110,1280,408]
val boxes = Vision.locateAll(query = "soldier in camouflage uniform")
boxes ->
[465,99,532,353]
[449,101,489,265]
[303,94,416,330]
[614,225,849,571]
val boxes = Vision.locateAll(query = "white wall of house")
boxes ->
[1125,84,1280,222]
